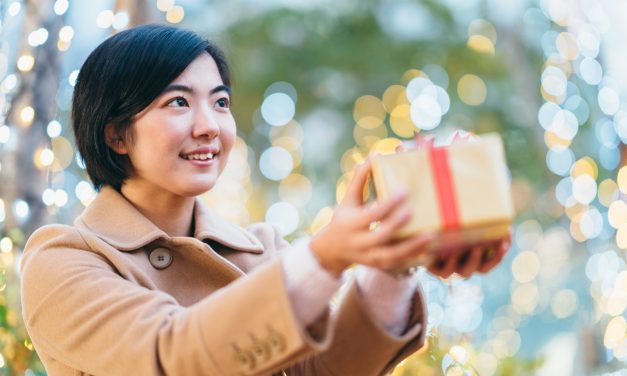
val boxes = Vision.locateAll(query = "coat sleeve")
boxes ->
[247,223,429,376]
[20,225,332,376]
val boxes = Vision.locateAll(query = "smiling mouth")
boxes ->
[180,152,217,161]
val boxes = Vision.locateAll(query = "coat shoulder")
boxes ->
[21,224,110,277]
[23,224,90,259]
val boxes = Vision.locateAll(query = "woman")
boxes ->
[20,24,509,375]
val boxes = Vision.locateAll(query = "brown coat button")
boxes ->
[148,248,172,270]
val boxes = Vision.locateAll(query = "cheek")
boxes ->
[220,120,237,153]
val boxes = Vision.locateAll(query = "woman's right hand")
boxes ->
[309,160,434,277]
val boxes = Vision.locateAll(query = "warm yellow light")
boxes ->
[48,136,72,172]
[353,122,388,148]
[58,25,74,42]
[604,316,626,349]
[564,202,587,219]
[541,85,565,105]
[618,166,627,194]
[511,251,540,283]
[545,57,573,77]
[544,131,571,148]
[448,346,468,363]
[467,35,495,54]
[166,5,184,23]
[512,283,539,314]
[96,10,114,28]
[390,104,415,138]
[401,69,427,85]
[340,148,366,174]
[599,179,619,207]
[0,237,12,253]
[571,157,598,179]
[354,95,386,126]
[457,74,487,106]
[382,85,408,112]
[279,174,312,207]
[357,116,384,130]
[606,292,627,317]
[20,106,35,124]
[569,217,587,242]
[616,224,627,249]
[17,55,35,72]
[608,200,627,229]
[38,148,54,167]
[57,39,70,51]
[371,138,402,156]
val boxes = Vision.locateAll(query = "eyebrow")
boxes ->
[161,84,231,96]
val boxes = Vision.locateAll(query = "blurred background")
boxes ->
[1,0,627,375]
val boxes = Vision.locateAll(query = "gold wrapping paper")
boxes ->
[371,133,514,257]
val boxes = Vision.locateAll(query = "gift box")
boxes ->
[371,132,514,259]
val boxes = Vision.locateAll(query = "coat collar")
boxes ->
[75,186,263,254]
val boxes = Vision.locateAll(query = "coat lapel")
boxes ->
[76,186,264,255]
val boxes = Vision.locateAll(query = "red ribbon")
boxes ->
[428,147,461,230]
[414,133,462,230]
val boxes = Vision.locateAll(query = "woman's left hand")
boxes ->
[426,232,512,279]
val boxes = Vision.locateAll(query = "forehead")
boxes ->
[170,53,223,86]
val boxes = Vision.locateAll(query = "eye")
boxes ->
[215,97,230,109]
[167,96,189,108]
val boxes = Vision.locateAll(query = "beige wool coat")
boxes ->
[20,186,427,375]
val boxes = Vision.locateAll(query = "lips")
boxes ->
[180,152,215,161]
[179,146,220,161]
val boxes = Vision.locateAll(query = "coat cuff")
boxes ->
[354,266,418,336]
[281,243,343,327]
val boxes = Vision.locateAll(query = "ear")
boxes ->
[104,123,129,155]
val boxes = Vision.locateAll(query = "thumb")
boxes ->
[342,159,372,206]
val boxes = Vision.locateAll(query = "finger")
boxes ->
[361,205,412,246]
[378,233,433,268]
[361,191,408,226]
[478,243,508,274]
[457,246,483,278]
[428,253,458,279]
[359,233,433,270]
[342,160,372,206]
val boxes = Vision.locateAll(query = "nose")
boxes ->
[192,104,220,139]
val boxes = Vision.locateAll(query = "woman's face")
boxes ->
[114,53,236,198]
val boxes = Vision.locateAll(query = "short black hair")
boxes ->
[72,24,230,191]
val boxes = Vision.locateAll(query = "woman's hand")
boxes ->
[426,233,512,279]
[309,160,434,276]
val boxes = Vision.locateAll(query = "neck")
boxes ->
[119,181,196,238]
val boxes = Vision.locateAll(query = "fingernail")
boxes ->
[392,189,408,199]
[481,247,492,263]
[434,259,446,269]
[401,207,413,220]
[457,251,471,267]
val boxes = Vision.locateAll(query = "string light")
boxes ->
[166,5,185,23]
[16,55,35,72]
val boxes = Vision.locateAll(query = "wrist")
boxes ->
[309,235,348,277]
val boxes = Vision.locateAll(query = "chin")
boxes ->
[177,179,218,197]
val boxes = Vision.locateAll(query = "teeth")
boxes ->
[182,153,214,160]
